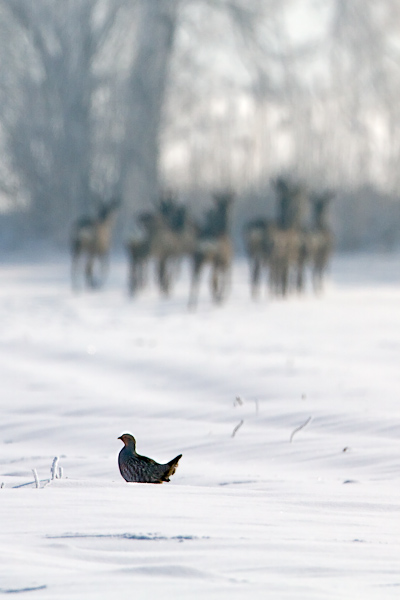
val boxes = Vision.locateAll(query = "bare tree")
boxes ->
[120,0,277,231]
[2,0,400,251]
[120,0,181,231]
[0,0,124,239]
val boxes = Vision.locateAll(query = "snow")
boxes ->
[1,250,400,599]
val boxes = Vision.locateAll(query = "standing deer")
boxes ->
[269,177,305,297]
[292,189,335,294]
[126,193,197,297]
[125,219,151,297]
[243,218,275,299]
[188,191,234,308]
[309,191,335,292]
[71,197,120,290]
[155,195,198,294]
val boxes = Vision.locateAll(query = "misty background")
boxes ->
[0,0,400,253]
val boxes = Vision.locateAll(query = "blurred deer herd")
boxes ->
[70,175,334,307]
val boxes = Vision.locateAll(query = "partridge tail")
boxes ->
[161,454,182,482]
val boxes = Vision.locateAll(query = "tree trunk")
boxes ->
[121,0,180,233]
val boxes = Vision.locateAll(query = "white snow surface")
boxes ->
[1,250,400,599]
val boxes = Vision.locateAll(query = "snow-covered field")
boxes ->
[1,250,400,599]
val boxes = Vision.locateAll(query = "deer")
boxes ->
[125,221,151,297]
[188,191,234,309]
[291,189,335,294]
[71,197,120,290]
[243,217,276,299]
[268,177,306,297]
[243,177,311,299]
[308,191,335,292]
[154,194,198,294]
[126,193,198,297]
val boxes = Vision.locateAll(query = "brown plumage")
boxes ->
[118,433,182,484]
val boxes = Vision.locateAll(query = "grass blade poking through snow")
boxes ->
[32,469,40,489]
[51,457,59,480]
[232,420,244,438]
[289,416,312,443]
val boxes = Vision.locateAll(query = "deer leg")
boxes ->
[312,268,320,294]
[212,265,224,303]
[99,254,109,287]
[270,257,282,296]
[140,258,149,289]
[269,252,283,297]
[250,257,261,299]
[268,259,276,296]
[71,250,81,291]
[158,256,171,296]
[85,254,96,288]
[211,264,219,303]
[188,254,203,309]
[313,262,324,294]
[128,252,147,297]
[280,257,290,297]
[296,259,305,293]
[212,260,230,304]
[128,257,138,297]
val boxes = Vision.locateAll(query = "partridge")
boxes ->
[118,433,182,483]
